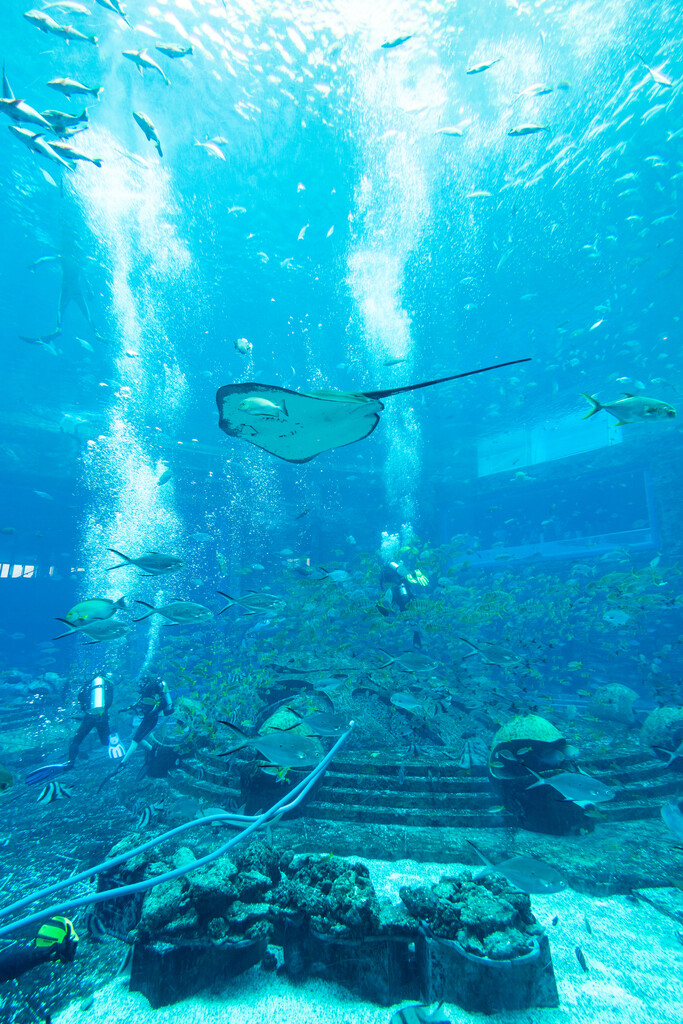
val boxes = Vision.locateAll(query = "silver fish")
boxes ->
[219,722,319,768]
[134,600,214,625]
[123,50,170,85]
[132,111,163,157]
[469,840,567,894]
[582,393,675,424]
[526,769,615,808]
[106,548,182,576]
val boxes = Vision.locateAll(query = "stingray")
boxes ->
[216,358,530,463]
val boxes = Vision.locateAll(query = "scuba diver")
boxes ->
[378,560,429,616]
[68,673,125,765]
[0,917,78,984]
[116,674,174,769]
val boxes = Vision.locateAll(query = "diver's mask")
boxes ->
[89,676,105,714]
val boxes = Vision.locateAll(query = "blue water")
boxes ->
[0,1,682,1018]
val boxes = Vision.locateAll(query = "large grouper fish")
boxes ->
[216,358,531,463]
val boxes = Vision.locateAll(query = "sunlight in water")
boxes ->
[347,38,446,539]
[73,132,190,672]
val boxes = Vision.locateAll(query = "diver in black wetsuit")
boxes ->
[378,560,415,615]
[0,917,78,985]
[68,674,125,765]
[117,675,174,768]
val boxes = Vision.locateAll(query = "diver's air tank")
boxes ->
[90,676,105,713]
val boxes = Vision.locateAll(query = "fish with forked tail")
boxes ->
[582,393,675,424]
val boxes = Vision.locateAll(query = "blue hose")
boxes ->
[0,727,352,939]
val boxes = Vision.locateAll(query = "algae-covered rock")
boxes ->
[400,873,538,962]
[138,877,190,936]
[589,684,639,725]
[185,857,239,921]
[641,706,683,755]
[489,715,568,784]
[274,854,380,938]
[493,715,564,747]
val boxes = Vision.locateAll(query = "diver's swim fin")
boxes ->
[25,761,73,786]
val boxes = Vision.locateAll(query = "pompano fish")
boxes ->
[134,600,214,625]
[637,54,673,87]
[47,77,102,99]
[66,596,126,624]
[24,9,61,32]
[287,708,350,736]
[468,840,567,894]
[123,50,170,85]
[50,21,98,44]
[43,1,91,13]
[133,111,163,156]
[516,83,553,98]
[459,637,520,667]
[106,548,183,576]
[7,126,74,169]
[216,590,285,615]
[582,393,675,424]
[466,58,501,74]
[53,617,131,642]
[381,35,413,49]
[0,98,54,130]
[195,140,225,160]
[95,0,132,26]
[525,768,615,808]
[50,139,102,166]
[318,568,349,582]
[156,43,193,58]
[435,125,463,136]
[378,650,435,674]
[41,108,88,134]
[25,10,96,44]
[218,722,319,767]
[390,692,424,712]
[653,737,683,767]
[508,124,550,136]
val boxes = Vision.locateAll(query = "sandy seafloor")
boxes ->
[53,858,683,1024]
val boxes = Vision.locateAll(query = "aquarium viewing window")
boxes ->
[477,411,622,477]
[445,466,656,565]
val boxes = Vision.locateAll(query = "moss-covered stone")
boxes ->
[641,706,683,752]
[492,715,564,747]
[589,684,639,724]
[273,853,380,938]
[399,873,538,961]
[138,878,190,935]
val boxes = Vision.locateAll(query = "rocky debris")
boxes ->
[93,839,561,1011]
[400,873,558,1013]
[641,706,683,759]
[589,684,639,725]
[400,873,537,961]
[273,852,381,940]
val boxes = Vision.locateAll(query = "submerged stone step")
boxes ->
[312,785,498,810]
[304,799,511,828]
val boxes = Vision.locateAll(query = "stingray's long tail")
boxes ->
[365,357,531,399]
